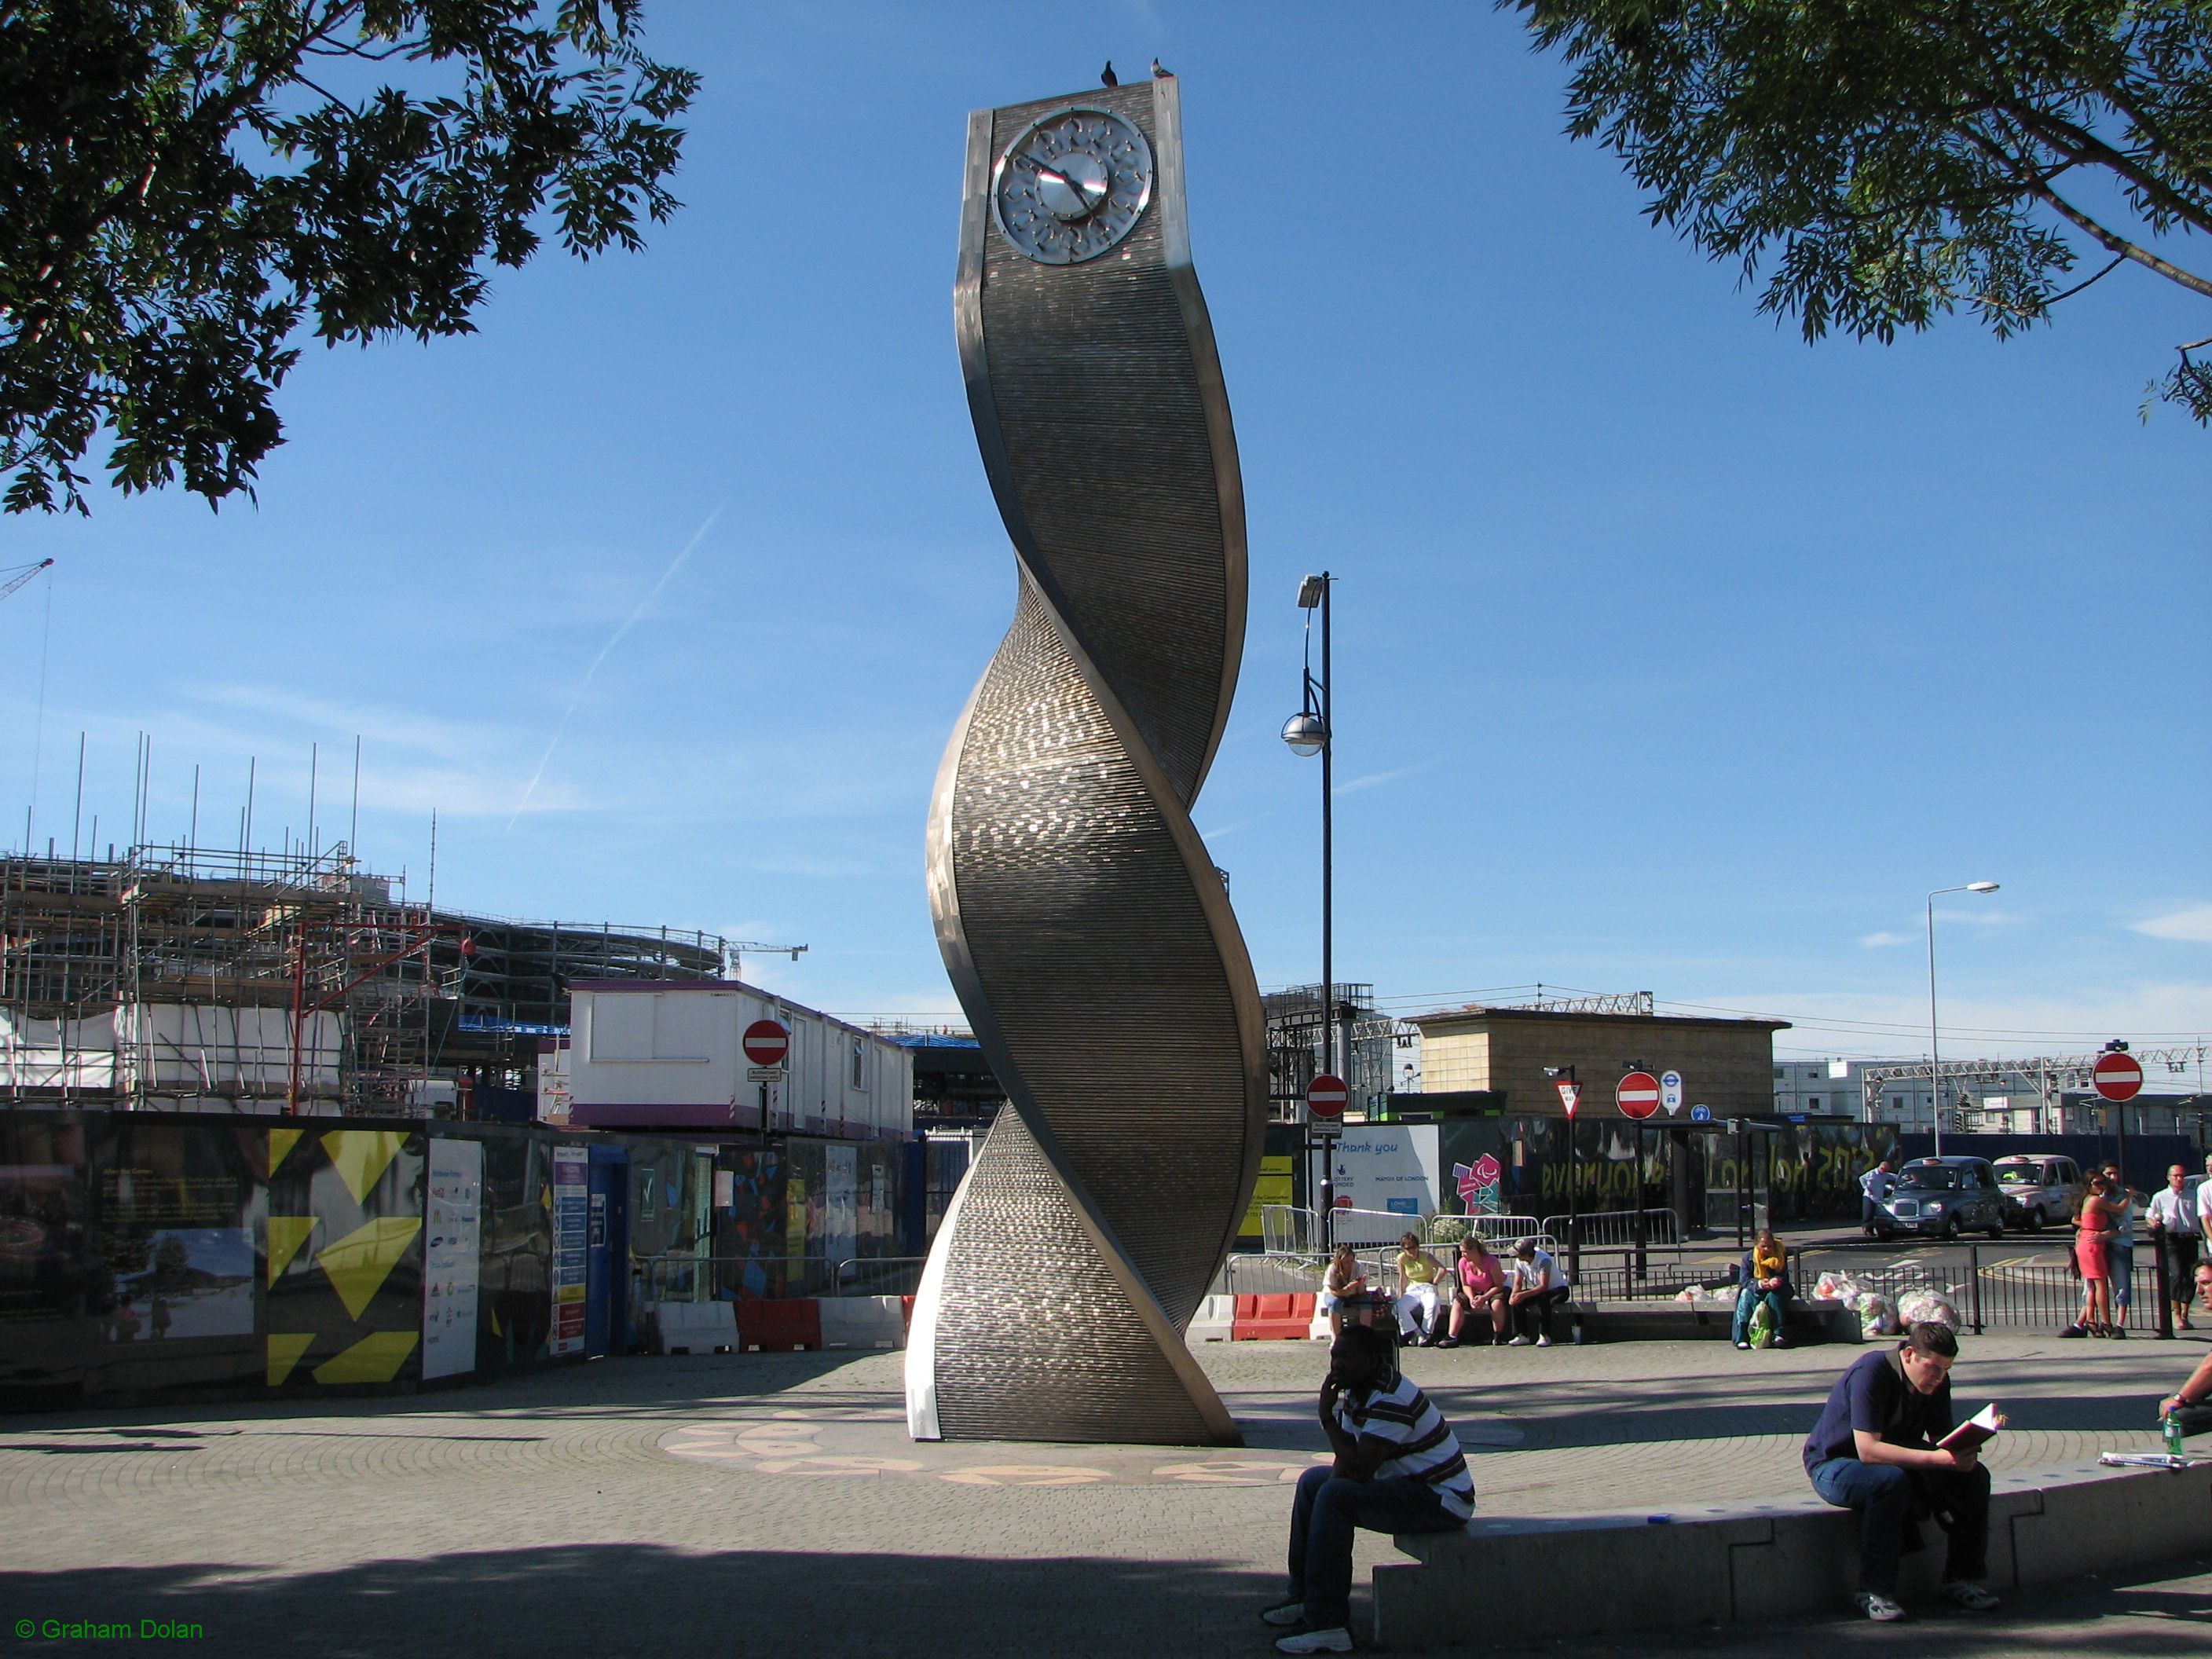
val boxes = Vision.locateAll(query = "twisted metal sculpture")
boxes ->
[906,79,1266,1447]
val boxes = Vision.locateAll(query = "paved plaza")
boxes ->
[2,1331,2205,1656]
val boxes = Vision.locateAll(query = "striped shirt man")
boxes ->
[1333,1373,1474,1519]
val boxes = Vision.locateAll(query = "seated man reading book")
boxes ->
[1802,1321,2003,1623]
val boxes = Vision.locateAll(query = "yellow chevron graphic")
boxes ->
[269,1127,305,1171]
[321,1130,409,1204]
[317,1217,422,1319]
[266,1333,315,1387]
[266,1215,317,1284]
[312,1331,419,1385]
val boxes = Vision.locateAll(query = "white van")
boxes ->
[1991,1154,2082,1231]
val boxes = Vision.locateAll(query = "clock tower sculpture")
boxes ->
[906,77,1267,1446]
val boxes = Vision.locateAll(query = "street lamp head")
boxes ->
[1296,574,1328,609]
[1967,881,1999,893]
[1281,712,1327,756]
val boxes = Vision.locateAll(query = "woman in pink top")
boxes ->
[1441,1236,1510,1347]
[2071,1174,2122,1338]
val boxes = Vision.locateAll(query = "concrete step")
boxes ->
[1372,1459,2212,1648]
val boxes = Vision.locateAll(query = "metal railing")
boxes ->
[632,1251,923,1304]
[1961,1249,2161,1335]
[1426,1214,1549,1248]
[1548,1208,1681,1251]
[829,1257,927,1298]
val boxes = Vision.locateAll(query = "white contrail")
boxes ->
[507,504,723,831]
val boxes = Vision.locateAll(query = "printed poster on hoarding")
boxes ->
[549,1144,588,1357]
[1312,1126,1441,1239]
[422,1138,482,1380]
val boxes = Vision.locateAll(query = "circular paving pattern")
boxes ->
[657,1402,1523,1486]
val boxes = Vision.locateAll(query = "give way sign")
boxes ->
[1616,1071,1661,1120]
[2092,1050,2143,1102]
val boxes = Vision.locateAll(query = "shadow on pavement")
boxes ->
[0,1546,1280,1659]
[1477,1553,2212,1658]
[5,1548,2207,1658]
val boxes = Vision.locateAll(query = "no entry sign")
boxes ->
[2092,1050,2143,1102]
[1307,1073,1349,1120]
[742,1019,790,1068]
[1616,1070,1661,1120]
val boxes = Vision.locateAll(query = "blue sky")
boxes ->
[4,2,2208,1068]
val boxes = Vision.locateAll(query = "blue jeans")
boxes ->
[2111,1240,2135,1309]
[1732,1284,1787,1345]
[1286,1464,1463,1628]
[1809,1457,1990,1594]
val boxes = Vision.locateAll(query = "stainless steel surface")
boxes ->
[908,78,1265,1447]
[989,105,1155,265]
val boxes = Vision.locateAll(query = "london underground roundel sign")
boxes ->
[2092,1050,2143,1103]
[742,1019,790,1068]
[1616,1070,1661,1120]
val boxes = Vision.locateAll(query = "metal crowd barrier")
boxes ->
[633,1252,925,1304]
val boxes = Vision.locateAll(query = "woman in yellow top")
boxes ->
[1731,1227,1793,1350]
[1394,1232,1446,1346]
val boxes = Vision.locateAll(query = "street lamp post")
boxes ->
[1285,573,1333,1247]
[1927,881,2000,1155]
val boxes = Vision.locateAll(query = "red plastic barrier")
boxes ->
[736,1298,822,1353]
[899,1295,916,1332]
[1232,1292,1315,1341]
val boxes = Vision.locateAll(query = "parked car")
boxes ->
[1990,1154,2083,1232]
[1873,1155,2008,1240]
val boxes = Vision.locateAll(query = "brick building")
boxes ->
[1405,1002,1789,1121]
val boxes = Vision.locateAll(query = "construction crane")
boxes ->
[0,558,53,603]
[727,939,808,980]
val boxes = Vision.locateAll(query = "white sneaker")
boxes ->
[1855,1590,1906,1622]
[1506,1335,1532,1347]
[1260,1603,1306,1628]
[1940,1580,2000,1612]
[1535,1335,1554,1348]
[1275,1628,1353,1655]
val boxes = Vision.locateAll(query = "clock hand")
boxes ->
[1013,148,1108,209]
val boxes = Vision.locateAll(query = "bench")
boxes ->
[1566,1296,1857,1345]
[1371,1459,2212,1648]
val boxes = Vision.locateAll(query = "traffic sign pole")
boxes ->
[1306,1073,1350,1252]
[2094,1049,2144,1196]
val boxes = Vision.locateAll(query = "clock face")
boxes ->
[991,107,1154,265]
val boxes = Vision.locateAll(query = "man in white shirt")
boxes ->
[2198,1155,2212,1246]
[2148,1165,2201,1331]
[1505,1238,1568,1347]
[1859,1157,1899,1236]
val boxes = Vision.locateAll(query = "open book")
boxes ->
[1938,1404,2005,1452]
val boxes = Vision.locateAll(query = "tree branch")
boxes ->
[1998,99,2212,238]
[2033,184,2212,301]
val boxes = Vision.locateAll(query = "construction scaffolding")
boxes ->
[1,844,731,1115]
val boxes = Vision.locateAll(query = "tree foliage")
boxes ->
[1508,1,2212,423]
[0,2,699,513]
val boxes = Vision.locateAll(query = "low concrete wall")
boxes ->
[1372,1460,2212,1648]
[817,1295,907,1350]
[1572,1297,1859,1345]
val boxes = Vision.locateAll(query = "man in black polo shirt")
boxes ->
[1802,1322,2001,1622]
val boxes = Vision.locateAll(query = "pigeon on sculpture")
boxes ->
[1152,57,1174,79]
[1101,60,1117,87]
